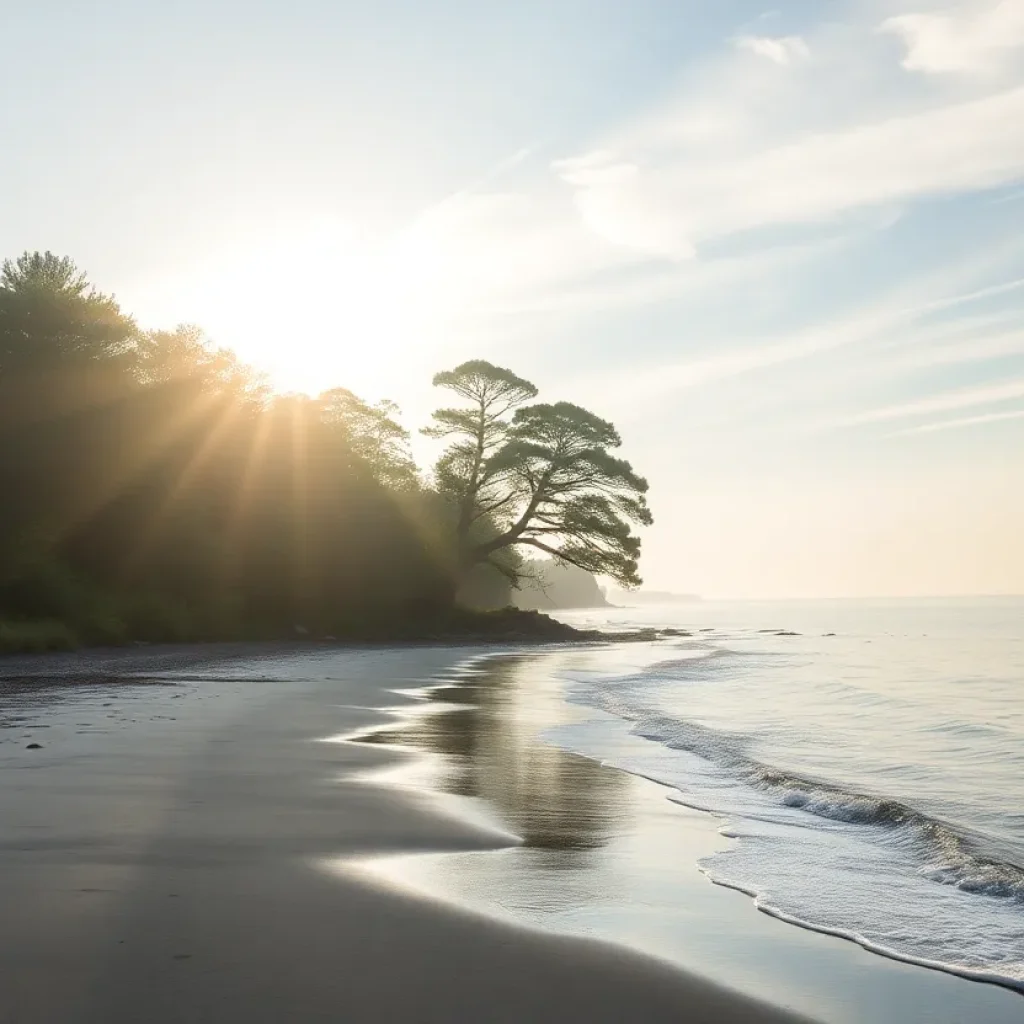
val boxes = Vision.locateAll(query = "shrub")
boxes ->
[0,619,79,653]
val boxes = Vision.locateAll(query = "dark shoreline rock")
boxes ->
[0,609,687,675]
[355,608,689,645]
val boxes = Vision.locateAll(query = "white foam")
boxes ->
[546,607,1024,991]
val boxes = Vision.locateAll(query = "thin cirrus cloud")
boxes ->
[545,0,1024,261]
[896,409,1024,435]
[347,0,1024,462]
[843,378,1024,426]
[890,329,1024,370]
[587,263,1024,415]
[553,85,1024,258]
[396,0,1024,323]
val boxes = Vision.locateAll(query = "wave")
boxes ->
[554,613,1024,991]
[749,768,1024,904]
[574,673,1024,907]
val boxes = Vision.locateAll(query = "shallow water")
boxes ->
[349,644,1022,1022]
[553,598,1024,989]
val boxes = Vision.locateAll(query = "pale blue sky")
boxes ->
[3,0,1023,597]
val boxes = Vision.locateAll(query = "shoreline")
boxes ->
[704,870,1024,998]
[0,606,666,657]
[0,641,811,1024]
[344,646,1023,1024]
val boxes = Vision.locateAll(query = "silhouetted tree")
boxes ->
[427,360,652,588]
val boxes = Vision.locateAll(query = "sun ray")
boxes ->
[46,387,226,549]
[118,392,249,577]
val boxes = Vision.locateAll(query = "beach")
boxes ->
[1,642,810,1024]
[1,635,1021,1024]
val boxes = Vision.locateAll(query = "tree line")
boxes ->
[0,251,651,650]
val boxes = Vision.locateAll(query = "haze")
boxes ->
[4,0,1022,599]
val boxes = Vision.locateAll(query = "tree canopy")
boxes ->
[0,250,654,650]
[427,361,652,588]
[0,251,451,647]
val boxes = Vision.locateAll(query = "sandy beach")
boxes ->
[0,643,815,1024]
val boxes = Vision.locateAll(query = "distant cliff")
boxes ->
[513,560,610,611]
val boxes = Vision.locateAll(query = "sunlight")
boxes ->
[182,221,429,399]
[122,393,246,573]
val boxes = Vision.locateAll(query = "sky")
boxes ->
[3,0,1023,598]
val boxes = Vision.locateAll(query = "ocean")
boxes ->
[551,597,1024,990]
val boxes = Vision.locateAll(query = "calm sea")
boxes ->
[552,598,1024,989]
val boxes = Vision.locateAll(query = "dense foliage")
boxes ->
[0,252,450,647]
[0,254,650,650]
[426,361,652,588]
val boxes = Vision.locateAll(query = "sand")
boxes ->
[0,643,811,1024]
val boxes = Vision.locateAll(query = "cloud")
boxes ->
[395,4,1024,322]
[882,1,1024,74]
[545,1,1024,262]
[897,408,1024,434]
[911,275,1024,314]
[892,328,1024,370]
[735,35,811,65]
[845,378,1024,425]
[583,250,1024,422]
[394,188,660,324]
[555,85,1024,256]
[356,0,1024,428]
[584,287,945,413]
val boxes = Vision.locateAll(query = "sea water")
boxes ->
[551,598,1024,989]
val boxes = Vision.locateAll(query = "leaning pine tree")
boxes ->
[424,359,652,590]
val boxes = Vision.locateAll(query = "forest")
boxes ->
[0,252,650,650]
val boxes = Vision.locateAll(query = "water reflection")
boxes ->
[358,655,629,855]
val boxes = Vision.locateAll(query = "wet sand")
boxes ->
[352,649,1023,1024]
[0,644,810,1024]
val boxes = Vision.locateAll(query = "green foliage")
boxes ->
[2,251,88,293]
[425,360,537,512]
[0,619,79,653]
[0,251,136,378]
[317,388,418,490]
[134,324,269,399]
[428,371,652,588]
[0,248,651,645]
[0,545,127,644]
[119,592,195,643]
[0,250,453,645]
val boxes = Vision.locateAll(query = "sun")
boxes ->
[179,221,433,400]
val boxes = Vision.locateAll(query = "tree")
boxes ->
[316,387,417,490]
[424,360,538,536]
[0,249,454,645]
[427,361,652,589]
[134,324,268,400]
[0,251,135,377]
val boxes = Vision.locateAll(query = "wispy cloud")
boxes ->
[890,329,1024,370]
[990,187,1024,205]
[845,378,1024,425]
[911,276,1024,315]
[735,35,810,65]
[540,0,1024,262]
[375,0,1024,445]
[896,408,1024,434]
[555,85,1024,256]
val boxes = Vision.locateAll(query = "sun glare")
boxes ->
[181,222,432,399]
